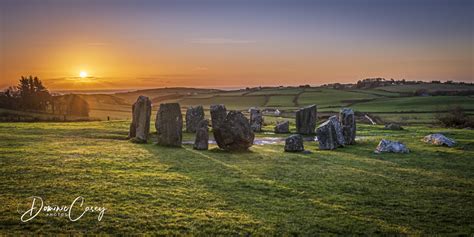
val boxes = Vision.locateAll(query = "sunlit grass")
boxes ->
[0,122,473,234]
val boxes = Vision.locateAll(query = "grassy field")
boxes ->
[74,85,473,124]
[1,121,473,234]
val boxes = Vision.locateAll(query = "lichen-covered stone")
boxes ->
[193,119,209,150]
[185,106,205,133]
[128,96,151,142]
[210,104,227,129]
[213,111,254,151]
[155,103,182,147]
[249,108,264,132]
[340,108,356,145]
[374,139,409,153]
[328,116,345,147]
[316,116,345,150]
[284,134,304,152]
[423,133,456,147]
[296,105,317,134]
[274,120,290,133]
[210,104,227,148]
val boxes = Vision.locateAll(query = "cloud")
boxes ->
[191,38,256,44]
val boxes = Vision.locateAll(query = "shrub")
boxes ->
[436,106,474,128]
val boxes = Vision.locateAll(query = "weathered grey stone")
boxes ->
[374,139,409,153]
[155,103,183,147]
[249,108,264,132]
[210,104,227,130]
[423,133,456,147]
[210,104,227,148]
[129,96,151,143]
[328,116,345,147]
[296,105,317,134]
[274,120,290,133]
[384,123,403,130]
[185,106,205,133]
[284,134,304,152]
[316,119,340,150]
[213,111,254,151]
[193,119,209,150]
[340,108,356,145]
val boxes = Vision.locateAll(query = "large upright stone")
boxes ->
[185,106,205,133]
[210,104,227,130]
[213,111,255,151]
[210,104,227,148]
[274,120,290,133]
[128,96,152,142]
[284,134,304,152]
[340,108,356,145]
[193,119,209,150]
[296,105,317,134]
[328,116,345,147]
[155,103,182,147]
[249,108,264,132]
[316,117,344,150]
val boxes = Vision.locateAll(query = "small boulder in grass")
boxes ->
[274,120,290,133]
[284,134,304,152]
[374,139,409,154]
[384,123,403,130]
[423,133,456,147]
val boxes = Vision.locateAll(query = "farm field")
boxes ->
[0,121,473,234]
[71,85,474,125]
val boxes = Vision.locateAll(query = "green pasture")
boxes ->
[351,96,474,113]
[0,121,473,234]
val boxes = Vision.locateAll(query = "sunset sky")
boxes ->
[0,0,472,90]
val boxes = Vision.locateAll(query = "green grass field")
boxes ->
[1,121,473,234]
[63,85,473,125]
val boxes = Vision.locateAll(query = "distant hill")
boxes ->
[4,83,473,124]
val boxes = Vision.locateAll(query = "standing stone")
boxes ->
[284,134,304,152]
[213,111,255,151]
[155,103,182,147]
[340,108,356,145]
[423,133,456,147]
[274,120,290,133]
[128,96,151,143]
[328,116,345,146]
[296,105,317,134]
[374,139,409,153]
[193,119,209,150]
[210,104,227,148]
[249,108,264,132]
[316,118,341,150]
[210,104,227,130]
[185,106,205,133]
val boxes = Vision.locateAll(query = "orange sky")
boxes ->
[1,0,472,90]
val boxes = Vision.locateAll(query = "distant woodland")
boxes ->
[0,76,89,117]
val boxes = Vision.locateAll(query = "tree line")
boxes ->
[0,76,89,117]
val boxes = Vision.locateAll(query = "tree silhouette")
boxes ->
[16,76,51,111]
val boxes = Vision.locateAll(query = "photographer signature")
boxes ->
[18,196,106,222]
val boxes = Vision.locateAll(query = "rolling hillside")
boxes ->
[65,84,474,124]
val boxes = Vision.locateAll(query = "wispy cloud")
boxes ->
[191,38,256,44]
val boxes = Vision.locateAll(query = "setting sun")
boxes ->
[79,71,88,78]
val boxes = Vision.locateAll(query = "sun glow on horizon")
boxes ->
[79,71,88,78]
